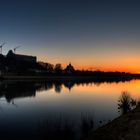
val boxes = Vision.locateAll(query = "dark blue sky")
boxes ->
[1,0,140,72]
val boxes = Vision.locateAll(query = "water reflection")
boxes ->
[0,78,133,103]
[0,79,138,139]
[39,113,94,140]
[54,82,62,93]
[0,82,36,103]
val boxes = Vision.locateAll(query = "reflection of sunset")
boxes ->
[36,80,140,106]
[57,80,140,102]
[36,80,140,101]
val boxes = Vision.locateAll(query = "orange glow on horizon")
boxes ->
[38,55,140,74]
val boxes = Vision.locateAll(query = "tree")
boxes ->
[54,63,63,73]
[118,91,137,115]
[46,63,54,73]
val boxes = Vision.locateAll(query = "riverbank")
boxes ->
[0,75,134,82]
[85,106,140,140]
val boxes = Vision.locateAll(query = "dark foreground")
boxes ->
[0,79,139,140]
[85,106,140,140]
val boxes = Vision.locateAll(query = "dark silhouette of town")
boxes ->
[0,50,138,80]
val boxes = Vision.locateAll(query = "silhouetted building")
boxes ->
[7,50,36,63]
[64,63,75,74]
[0,50,37,75]
[0,54,6,75]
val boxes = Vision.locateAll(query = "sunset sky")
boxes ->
[1,0,140,73]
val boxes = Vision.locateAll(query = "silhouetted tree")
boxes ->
[38,62,54,73]
[118,91,137,115]
[46,63,54,73]
[54,63,63,73]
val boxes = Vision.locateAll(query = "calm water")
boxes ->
[0,79,139,138]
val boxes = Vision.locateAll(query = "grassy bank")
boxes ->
[85,106,140,140]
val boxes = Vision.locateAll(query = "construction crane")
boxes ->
[0,43,6,54]
[13,46,21,53]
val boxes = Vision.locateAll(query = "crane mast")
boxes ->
[0,43,6,54]
[13,46,21,53]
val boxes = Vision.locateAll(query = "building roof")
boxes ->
[7,50,36,58]
[6,50,37,63]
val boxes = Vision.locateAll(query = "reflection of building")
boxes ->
[0,82,36,102]
[63,82,75,91]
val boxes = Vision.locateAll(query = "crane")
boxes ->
[13,46,21,53]
[0,43,6,54]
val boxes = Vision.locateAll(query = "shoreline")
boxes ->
[85,106,140,140]
[0,75,134,81]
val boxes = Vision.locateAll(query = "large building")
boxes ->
[0,50,37,75]
[6,50,37,63]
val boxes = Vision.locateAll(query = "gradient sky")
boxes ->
[1,0,140,72]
